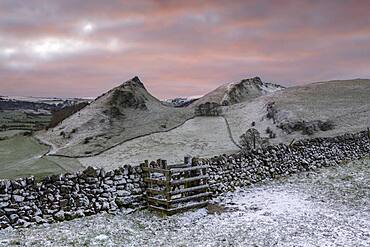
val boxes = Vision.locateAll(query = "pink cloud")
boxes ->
[0,0,369,99]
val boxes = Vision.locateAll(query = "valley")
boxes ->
[1,76,369,179]
[0,134,83,180]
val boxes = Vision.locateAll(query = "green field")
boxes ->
[0,110,51,131]
[0,135,83,180]
[0,130,27,140]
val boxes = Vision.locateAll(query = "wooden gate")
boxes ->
[141,157,210,215]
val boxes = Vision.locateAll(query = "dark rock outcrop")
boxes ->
[278,120,335,135]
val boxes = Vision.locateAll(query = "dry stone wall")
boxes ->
[203,131,369,194]
[0,165,145,229]
[0,131,369,230]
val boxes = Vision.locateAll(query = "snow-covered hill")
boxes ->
[79,78,370,169]
[35,76,370,169]
[191,77,284,107]
[162,95,201,107]
[36,76,193,156]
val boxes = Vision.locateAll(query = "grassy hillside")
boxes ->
[225,79,370,144]
[37,77,194,157]
[0,135,82,180]
[0,110,51,131]
[79,116,240,169]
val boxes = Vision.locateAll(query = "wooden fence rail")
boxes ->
[141,157,210,215]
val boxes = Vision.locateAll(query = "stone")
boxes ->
[94,202,102,211]
[11,181,22,190]
[101,193,110,198]
[98,168,106,178]
[0,181,11,193]
[73,184,80,192]
[132,188,142,194]
[117,190,131,197]
[92,188,104,194]
[83,166,98,177]
[109,201,118,211]
[115,197,133,207]
[75,210,85,218]
[4,208,17,214]
[105,171,114,177]
[116,185,126,190]
[34,216,47,224]
[9,214,19,224]
[33,206,42,216]
[126,184,134,190]
[113,168,122,176]
[0,215,9,223]
[123,167,129,175]
[64,211,76,220]
[60,185,72,194]
[54,210,65,221]
[12,195,25,203]
[101,202,110,210]
[20,220,32,228]
[84,209,95,216]
[0,221,10,229]
[59,199,69,208]
[86,177,99,183]
[0,194,10,202]
[114,179,126,185]
[50,174,61,182]
[47,194,55,202]
[0,202,9,208]
[76,197,90,207]
[113,175,123,181]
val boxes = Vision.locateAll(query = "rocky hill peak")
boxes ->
[241,76,262,84]
[117,76,146,90]
[192,76,284,107]
[105,77,154,114]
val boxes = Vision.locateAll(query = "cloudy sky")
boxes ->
[0,0,369,99]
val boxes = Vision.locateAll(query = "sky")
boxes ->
[0,0,369,99]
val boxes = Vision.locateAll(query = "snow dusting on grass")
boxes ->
[0,158,368,246]
[79,117,239,168]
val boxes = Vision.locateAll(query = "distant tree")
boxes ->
[195,102,222,116]
[47,102,88,129]
[239,128,270,150]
